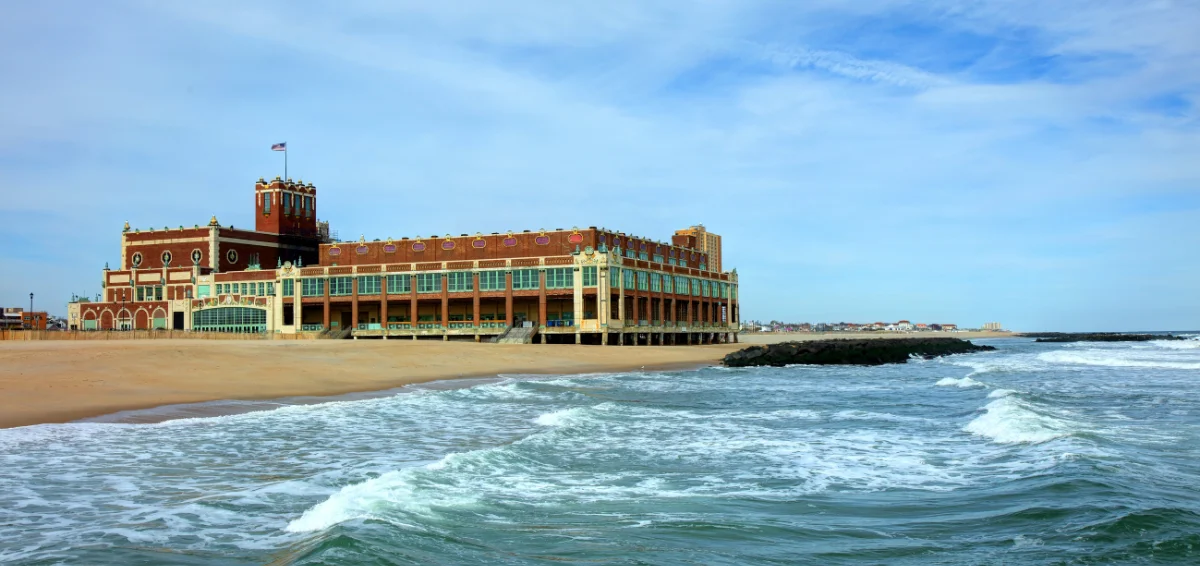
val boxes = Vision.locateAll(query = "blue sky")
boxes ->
[1,0,1197,331]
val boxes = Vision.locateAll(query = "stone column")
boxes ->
[572,266,584,345]
[440,273,449,330]
[409,274,417,340]
[322,276,330,330]
[504,272,514,329]
[380,274,389,339]
[351,276,359,331]
[538,270,547,329]
[472,272,481,328]
[292,276,301,331]
[617,268,625,326]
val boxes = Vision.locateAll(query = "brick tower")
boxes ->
[255,177,319,237]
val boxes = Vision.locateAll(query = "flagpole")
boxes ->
[284,147,288,181]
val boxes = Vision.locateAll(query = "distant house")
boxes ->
[942,324,958,331]
[915,323,928,330]
[895,320,914,331]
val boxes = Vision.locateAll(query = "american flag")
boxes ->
[271,142,287,151]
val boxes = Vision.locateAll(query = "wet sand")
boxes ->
[0,331,1015,428]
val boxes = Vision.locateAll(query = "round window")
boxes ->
[131,252,143,268]
[226,249,239,264]
[191,249,203,264]
[161,251,172,265]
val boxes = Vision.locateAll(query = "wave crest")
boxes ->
[965,397,1073,444]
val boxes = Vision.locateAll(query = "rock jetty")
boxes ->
[721,338,996,367]
[1024,333,1184,343]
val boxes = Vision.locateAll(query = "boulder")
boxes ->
[721,338,996,367]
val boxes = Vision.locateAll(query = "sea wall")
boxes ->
[722,337,995,367]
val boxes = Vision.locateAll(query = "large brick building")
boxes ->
[67,177,740,345]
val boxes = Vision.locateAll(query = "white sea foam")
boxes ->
[1150,339,1200,350]
[1038,350,1200,370]
[964,397,1072,444]
[988,389,1016,399]
[533,408,586,427]
[936,377,986,388]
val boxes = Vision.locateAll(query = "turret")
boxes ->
[255,177,318,237]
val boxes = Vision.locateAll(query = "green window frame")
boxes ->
[358,275,381,295]
[691,279,701,296]
[417,273,442,294]
[653,254,664,263]
[650,273,661,292]
[512,269,539,290]
[702,280,711,297]
[448,271,473,292]
[282,279,294,296]
[663,275,672,294]
[637,271,648,291]
[301,278,324,297]
[546,268,573,289]
[639,252,648,261]
[386,274,411,294]
[582,266,597,287]
[263,193,271,214]
[623,269,635,290]
[480,271,505,291]
[700,262,707,271]
[193,307,267,333]
[329,277,353,296]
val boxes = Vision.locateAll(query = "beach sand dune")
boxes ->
[0,331,1012,428]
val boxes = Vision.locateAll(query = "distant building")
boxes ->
[674,224,722,273]
[1,308,22,330]
[982,322,1003,331]
[0,308,48,330]
[942,324,958,331]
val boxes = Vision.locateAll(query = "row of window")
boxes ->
[215,282,275,296]
[136,286,163,301]
[279,269,734,298]
[268,192,313,217]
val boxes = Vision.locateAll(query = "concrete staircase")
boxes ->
[320,328,353,339]
[496,325,537,344]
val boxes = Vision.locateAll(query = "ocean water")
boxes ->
[2,338,1199,565]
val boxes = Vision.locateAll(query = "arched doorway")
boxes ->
[152,308,167,330]
[100,310,114,330]
[83,310,98,331]
[134,309,150,330]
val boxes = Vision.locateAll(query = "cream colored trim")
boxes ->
[209,227,219,271]
[125,236,209,245]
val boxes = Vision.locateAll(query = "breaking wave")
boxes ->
[965,396,1074,444]
[1038,350,1200,370]
[936,376,986,388]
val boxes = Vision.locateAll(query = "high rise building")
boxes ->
[673,225,722,272]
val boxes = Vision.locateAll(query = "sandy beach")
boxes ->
[0,331,1015,428]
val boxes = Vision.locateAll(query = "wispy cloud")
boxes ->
[0,0,1196,330]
